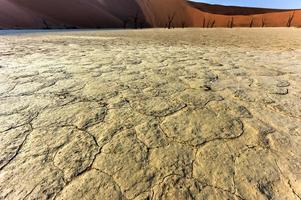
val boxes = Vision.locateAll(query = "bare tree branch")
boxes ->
[261,17,265,28]
[132,10,139,29]
[167,12,176,29]
[287,11,295,27]
[249,18,254,28]
[139,21,144,29]
[42,19,50,29]
[206,19,211,28]
[211,19,215,28]
[228,17,234,28]
[123,19,129,29]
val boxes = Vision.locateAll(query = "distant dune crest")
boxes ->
[0,0,300,28]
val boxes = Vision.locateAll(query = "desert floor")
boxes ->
[0,28,300,200]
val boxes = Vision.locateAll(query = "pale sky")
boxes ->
[192,0,301,9]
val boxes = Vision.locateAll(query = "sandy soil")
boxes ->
[0,28,301,200]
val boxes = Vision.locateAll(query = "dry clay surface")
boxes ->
[0,28,301,200]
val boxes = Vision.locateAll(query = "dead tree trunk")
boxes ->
[228,17,234,28]
[133,11,139,29]
[261,17,265,27]
[202,18,206,28]
[206,19,211,28]
[42,19,50,29]
[167,12,176,29]
[139,22,144,29]
[123,20,129,29]
[211,20,215,28]
[181,21,185,28]
[249,18,254,28]
[287,11,295,27]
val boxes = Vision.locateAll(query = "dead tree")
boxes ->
[211,19,215,28]
[287,11,295,27]
[261,17,265,27]
[181,21,185,28]
[202,17,206,28]
[167,12,176,29]
[228,17,234,28]
[139,21,144,29]
[249,18,254,28]
[42,19,50,29]
[123,19,129,29]
[206,19,211,28]
[132,11,139,29]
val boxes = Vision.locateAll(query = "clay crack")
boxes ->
[288,180,301,200]
[0,121,35,171]
[274,160,301,200]
[203,184,246,200]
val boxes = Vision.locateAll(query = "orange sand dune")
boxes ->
[188,1,294,15]
[0,0,300,29]
[187,2,301,27]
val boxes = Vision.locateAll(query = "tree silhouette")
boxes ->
[249,18,254,28]
[287,11,295,27]
[123,19,129,29]
[167,12,176,29]
[228,17,234,28]
[181,21,185,28]
[261,17,265,27]
[132,10,140,29]
[202,17,206,28]
[42,19,50,29]
[121,9,145,29]
[139,21,144,29]
[206,19,211,28]
[211,19,215,28]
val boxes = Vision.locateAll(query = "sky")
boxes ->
[192,0,301,9]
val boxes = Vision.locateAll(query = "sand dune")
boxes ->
[9,0,123,28]
[138,0,192,27]
[0,0,300,29]
[188,2,301,27]
[0,0,43,28]
[188,1,294,15]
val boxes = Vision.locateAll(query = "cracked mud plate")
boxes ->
[0,29,301,200]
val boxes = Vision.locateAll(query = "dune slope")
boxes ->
[0,1,300,29]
